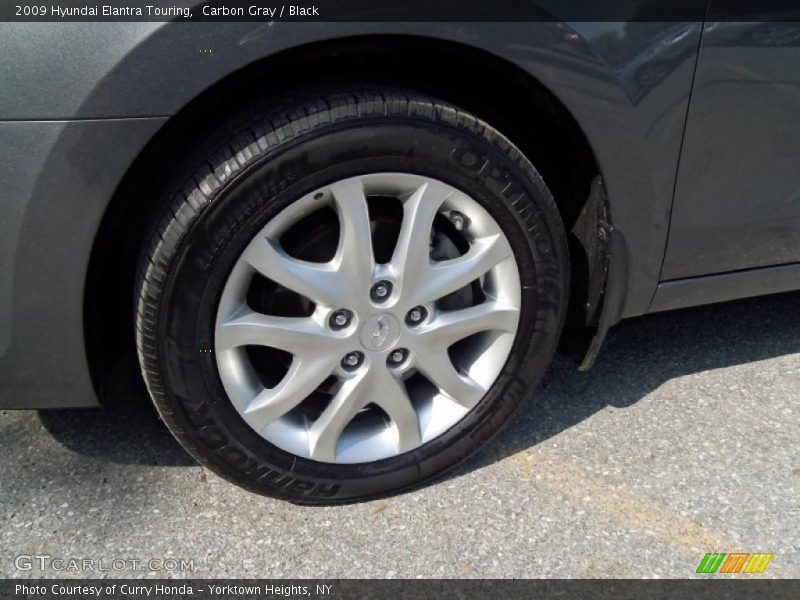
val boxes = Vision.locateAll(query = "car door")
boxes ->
[660,3,800,281]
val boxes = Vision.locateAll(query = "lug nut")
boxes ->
[329,309,352,330]
[342,351,364,371]
[388,348,408,366]
[406,306,428,326]
[450,211,468,231]
[370,280,393,302]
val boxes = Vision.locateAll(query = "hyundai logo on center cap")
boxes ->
[371,316,390,347]
[360,314,401,351]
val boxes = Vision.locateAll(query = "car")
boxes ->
[2,5,800,504]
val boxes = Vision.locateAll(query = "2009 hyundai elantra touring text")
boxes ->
[2,4,799,502]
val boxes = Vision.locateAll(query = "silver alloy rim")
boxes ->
[215,173,521,464]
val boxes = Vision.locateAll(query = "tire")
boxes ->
[135,88,569,504]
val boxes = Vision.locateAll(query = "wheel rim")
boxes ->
[215,173,521,464]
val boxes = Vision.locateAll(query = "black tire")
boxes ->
[135,89,569,504]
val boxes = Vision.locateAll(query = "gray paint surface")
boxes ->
[0,118,166,408]
[0,17,703,408]
[0,122,65,355]
[651,261,800,312]
[662,20,800,279]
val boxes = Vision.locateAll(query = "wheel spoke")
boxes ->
[413,344,486,408]
[330,178,375,284]
[242,238,352,308]
[390,181,450,289]
[308,371,371,462]
[308,365,421,461]
[216,312,336,355]
[413,234,512,305]
[242,357,337,431]
[420,302,519,348]
[371,366,421,453]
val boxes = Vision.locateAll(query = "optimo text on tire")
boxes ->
[135,89,569,503]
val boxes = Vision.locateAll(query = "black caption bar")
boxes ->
[4,580,800,600]
[3,0,800,22]
[1,0,690,23]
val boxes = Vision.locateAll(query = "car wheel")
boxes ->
[135,89,569,503]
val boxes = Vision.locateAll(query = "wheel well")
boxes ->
[84,34,604,401]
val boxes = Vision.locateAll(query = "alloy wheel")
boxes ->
[215,173,521,463]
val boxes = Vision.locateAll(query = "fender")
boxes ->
[0,10,703,407]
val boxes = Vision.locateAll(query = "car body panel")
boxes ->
[661,17,800,280]
[0,118,167,408]
[651,262,800,313]
[0,12,706,408]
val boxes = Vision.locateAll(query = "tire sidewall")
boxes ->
[154,118,567,502]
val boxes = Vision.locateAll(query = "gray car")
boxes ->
[3,6,800,503]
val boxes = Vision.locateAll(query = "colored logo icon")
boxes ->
[696,552,773,574]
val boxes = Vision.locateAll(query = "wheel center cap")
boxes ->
[359,313,401,352]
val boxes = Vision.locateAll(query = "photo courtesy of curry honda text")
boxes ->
[3,4,800,503]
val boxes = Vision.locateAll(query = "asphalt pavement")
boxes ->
[1,292,798,579]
